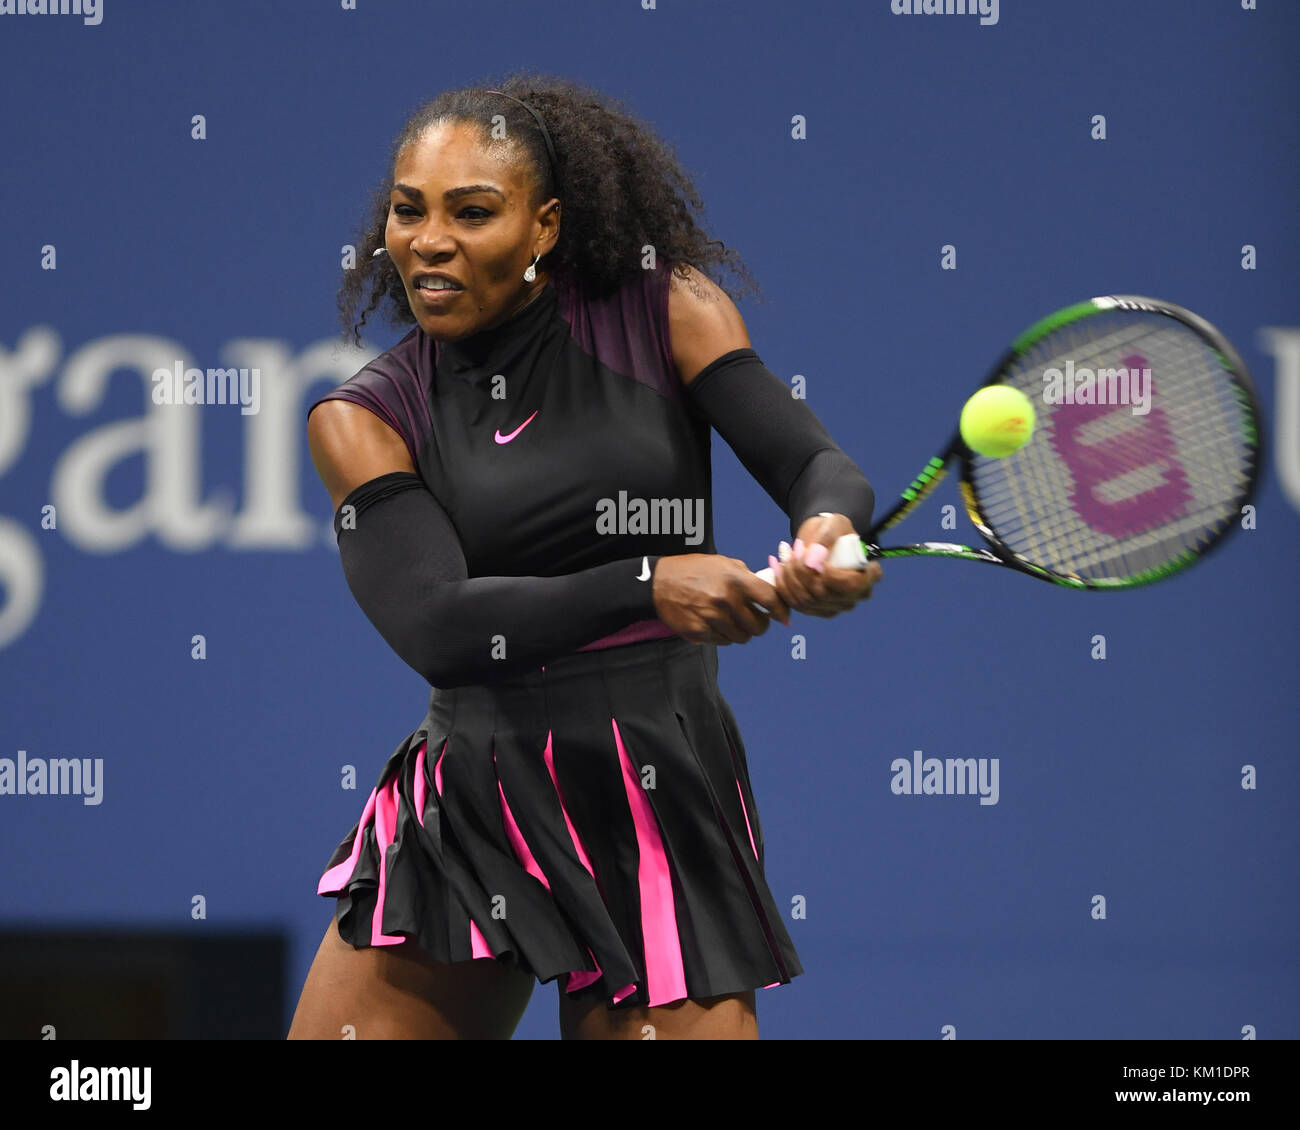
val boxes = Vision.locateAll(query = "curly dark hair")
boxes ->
[337,70,763,346]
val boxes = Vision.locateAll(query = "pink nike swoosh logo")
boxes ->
[494,410,539,444]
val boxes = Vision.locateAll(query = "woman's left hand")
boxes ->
[768,513,882,619]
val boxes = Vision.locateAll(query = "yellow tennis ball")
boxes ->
[960,385,1036,458]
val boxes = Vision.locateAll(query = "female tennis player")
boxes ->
[287,74,882,1041]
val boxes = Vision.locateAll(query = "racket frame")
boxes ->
[860,295,1263,590]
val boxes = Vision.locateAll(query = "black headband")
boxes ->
[485,89,559,188]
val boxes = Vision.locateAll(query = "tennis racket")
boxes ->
[752,294,1262,596]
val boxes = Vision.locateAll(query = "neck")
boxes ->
[468,274,549,331]
[434,276,557,374]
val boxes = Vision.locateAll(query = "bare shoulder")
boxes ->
[666,263,752,386]
[307,399,415,511]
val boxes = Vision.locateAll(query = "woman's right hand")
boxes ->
[651,554,791,645]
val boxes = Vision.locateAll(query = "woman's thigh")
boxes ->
[557,986,758,1040]
[287,916,535,1040]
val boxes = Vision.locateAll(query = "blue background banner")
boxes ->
[1,0,1296,1040]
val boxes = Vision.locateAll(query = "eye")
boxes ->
[390,204,491,220]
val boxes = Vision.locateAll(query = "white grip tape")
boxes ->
[749,533,867,612]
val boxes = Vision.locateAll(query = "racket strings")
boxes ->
[968,312,1254,582]
[987,326,1244,575]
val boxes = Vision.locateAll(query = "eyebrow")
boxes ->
[392,183,506,203]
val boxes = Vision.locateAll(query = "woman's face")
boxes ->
[385,119,559,341]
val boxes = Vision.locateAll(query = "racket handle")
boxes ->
[750,533,867,612]
[754,532,867,583]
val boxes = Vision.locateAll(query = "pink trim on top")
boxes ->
[611,716,687,1006]
[577,619,676,652]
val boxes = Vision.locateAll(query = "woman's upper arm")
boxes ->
[666,263,753,387]
[307,399,417,512]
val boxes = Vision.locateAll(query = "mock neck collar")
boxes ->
[433,282,558,377]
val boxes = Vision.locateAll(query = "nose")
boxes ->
[408,219,455,261]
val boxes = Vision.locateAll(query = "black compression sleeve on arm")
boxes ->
[683,348,875,539]
[333,472,662,688]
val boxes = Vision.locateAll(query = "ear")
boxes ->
[535,197,561,256]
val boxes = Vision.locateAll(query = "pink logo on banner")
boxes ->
[1048,353,1190,539]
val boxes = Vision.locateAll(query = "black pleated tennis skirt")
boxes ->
[316,634,803,1010]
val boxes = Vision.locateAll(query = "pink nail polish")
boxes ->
[768,554,779,572]
[804,543,828,572]
[793,538,805,559]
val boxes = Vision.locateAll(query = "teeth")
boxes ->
[419,278,458,290]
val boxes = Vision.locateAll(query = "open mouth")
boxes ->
[413,276,464,293]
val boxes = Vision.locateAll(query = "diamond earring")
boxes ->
[523,253,540,283]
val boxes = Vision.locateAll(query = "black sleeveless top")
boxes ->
[309,262,714,650]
